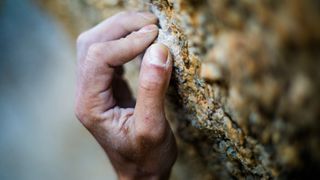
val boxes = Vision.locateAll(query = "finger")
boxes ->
[76,25,159,118]
[77,11,157,61]
[90,11,157,42]
[86,24,159,70]
[134,43,172,137]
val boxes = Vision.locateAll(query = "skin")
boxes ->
[75,11,177,180]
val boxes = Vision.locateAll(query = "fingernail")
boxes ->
[139,24,158,33]
[138,12,156,21]
[149,43,169,67]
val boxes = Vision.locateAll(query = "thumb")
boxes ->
[134,43,172,137]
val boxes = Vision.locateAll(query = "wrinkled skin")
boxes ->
[75,11,177,180]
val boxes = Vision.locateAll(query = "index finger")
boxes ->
[77,11,157,62]
[78,12,157,46]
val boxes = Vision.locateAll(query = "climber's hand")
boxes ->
[75,11,177,179]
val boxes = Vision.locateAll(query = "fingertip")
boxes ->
[149,43,169,67]
[146,43,172,69]
[137,11,158,23]
[138,24,159,34]
[137,43,172,96]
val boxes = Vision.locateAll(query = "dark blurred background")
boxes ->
[0,0,116,179]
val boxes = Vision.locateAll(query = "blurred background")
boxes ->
[0,0,117,179]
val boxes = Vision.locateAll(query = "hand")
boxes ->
[75,11,177,180]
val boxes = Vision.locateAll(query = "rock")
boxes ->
[38,0,320,179]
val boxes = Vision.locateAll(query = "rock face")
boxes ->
[39,0,320,179]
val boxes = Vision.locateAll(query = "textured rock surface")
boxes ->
[39,0,320,179]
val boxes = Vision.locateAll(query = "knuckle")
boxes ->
[136,128,167,146]
[76,31,89,46]
[74,102,88,124]
[74,100,102,127]
[87,43,105,60]
[139,77,163,94]
[135,121,167,145]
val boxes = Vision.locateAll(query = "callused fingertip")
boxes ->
[137,11,158,22]
[149,43,170,68]
[139,24,158,33]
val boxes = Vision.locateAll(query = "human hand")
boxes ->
[75,11,177,180]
